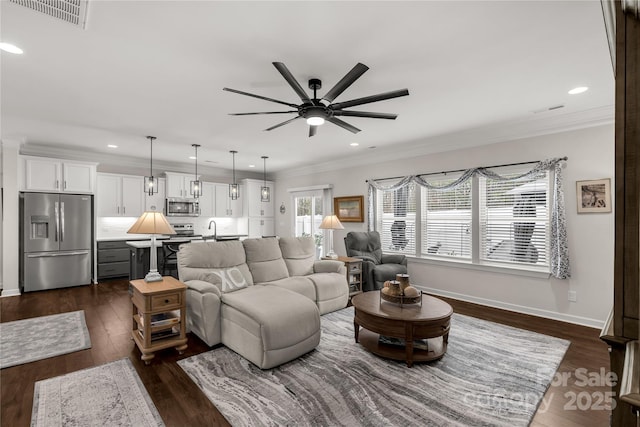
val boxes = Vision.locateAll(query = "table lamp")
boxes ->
[127,211,176,282]
[319,214,344,259]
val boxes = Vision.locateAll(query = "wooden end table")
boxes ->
[323,256,363,298]
[130,276,188,364]
[351,291,452,367]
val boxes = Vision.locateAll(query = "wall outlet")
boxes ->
[568,290,577,302]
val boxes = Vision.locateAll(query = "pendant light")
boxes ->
[260,155,270,202]
[144,136,158,195]
[190,144,202,198]
[229,150,239,200]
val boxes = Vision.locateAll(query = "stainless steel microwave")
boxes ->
[165,198,200,217]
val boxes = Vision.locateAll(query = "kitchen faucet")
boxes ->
[208,220,217,240]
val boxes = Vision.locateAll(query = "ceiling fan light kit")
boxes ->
[224,62,409,137]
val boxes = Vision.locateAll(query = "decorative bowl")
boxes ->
[380,289,422,305]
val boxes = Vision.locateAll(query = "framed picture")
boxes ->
[576,179,611,213]
[334,195,364,222]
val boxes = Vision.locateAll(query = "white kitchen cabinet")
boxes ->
[243,178,274,238]
[144,178,166,212]
[215,183,243,217]
[97,173,144,217]
[22,156,96,193]
[165,172,199,198]
[199,182,215,217]
[248,217,275,238]
[242,179,274,218]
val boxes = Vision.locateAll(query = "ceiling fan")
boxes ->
[223,62,409,137]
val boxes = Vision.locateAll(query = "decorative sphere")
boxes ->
[403,286,419,297]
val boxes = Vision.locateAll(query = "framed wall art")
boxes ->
[576,178,611,213]
[334,195,364,222]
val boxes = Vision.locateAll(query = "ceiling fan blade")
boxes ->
[327,117,361,134]
[265,115,302,131]
[321,63,369,104]
[332,110,398,120]
[223,87,299,108]
[309,125,318,137]
[329,89,409,110]
[272,62,312,104]
[229,111,298,115]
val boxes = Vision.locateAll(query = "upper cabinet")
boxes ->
[243,178,275,218]
[165,172,199,199]
[144,178,166,213]
[199,182,215,218]
[96,173,144,217]
[215,183,243,218]
[198,182,243,218]
[22,156,97,194]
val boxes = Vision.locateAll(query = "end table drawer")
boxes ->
[151,293,181,310]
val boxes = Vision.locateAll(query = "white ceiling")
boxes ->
[0,0,614,174]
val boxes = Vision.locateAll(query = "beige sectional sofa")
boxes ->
[177,236,349,369]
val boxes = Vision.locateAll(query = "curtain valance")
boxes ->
[367,157,570,279]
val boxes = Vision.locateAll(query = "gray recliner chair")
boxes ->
[344,231,408,292]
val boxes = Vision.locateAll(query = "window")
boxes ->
[479,169,549,269]
[374,181,416,255]
[420,174,471,260]
[293,191,324,242]
[288,184,334,257]
[372,165,553,273]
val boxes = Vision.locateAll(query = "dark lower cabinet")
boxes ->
[129,246,163,280]
[97,240,130,280]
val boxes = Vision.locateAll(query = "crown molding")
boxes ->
[17,142,265,180]
[273,105,614,180]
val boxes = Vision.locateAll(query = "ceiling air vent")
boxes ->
[9,0,89,29]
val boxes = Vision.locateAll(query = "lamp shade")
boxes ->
[127,211,176,235]
[319,215,344,230]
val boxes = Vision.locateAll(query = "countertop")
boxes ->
[125,234,248,248]
[97,235,154,242]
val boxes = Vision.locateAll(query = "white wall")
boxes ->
[274,124,614,327]
[1,141,21,296]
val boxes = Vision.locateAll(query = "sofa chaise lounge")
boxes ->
[177,236,349,368]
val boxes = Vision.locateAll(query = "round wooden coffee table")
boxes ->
[351,291,452,367]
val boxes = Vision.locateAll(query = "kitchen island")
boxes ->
[127,239,191,280]
[126,235,248,279]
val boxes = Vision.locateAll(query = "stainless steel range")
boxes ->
[168,223,201,240]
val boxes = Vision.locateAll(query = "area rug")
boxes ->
[31,358,164,426]
[178,307,570,427]
[0,310,91,369]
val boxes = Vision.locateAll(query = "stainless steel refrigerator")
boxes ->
[20,192,93,292]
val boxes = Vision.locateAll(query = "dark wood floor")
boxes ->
[1,279,611,427]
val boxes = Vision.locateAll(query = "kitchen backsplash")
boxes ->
[96,215,242,240]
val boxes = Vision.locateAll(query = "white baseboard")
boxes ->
[1,288,21,297]
[415,285,604,330]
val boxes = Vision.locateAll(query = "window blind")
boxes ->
[375,182,415,255]
[420,175,472,259]
[479,169,550,268]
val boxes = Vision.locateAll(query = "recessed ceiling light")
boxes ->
[189,156,196,160]
[0,42,23,54]
[249,164,256,168]
[568,86,588,95]
[107,144,118,148]
[350,142,359,147]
